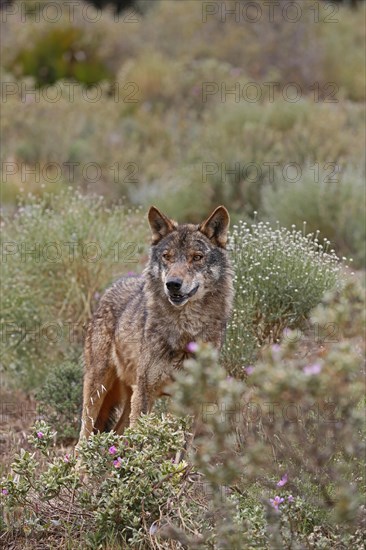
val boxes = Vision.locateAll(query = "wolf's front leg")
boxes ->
[129,379,154,426]
[129,355,171,426]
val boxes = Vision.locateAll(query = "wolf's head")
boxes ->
[146,206,231,308]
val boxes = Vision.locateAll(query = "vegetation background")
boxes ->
[0,0,365,548]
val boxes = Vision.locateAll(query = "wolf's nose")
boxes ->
[166,278,183,292]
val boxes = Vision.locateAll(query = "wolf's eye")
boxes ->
[162,252,171,261]
[193,254,203,261]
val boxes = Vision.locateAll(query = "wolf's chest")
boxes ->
[164,313,206,348]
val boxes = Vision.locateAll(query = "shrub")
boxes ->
[172,277,365,547]
[12,26,112,87]
[261,166,366,268]
[187,99,364,217]
[2,1,130,84]
[36,361,83,443]
[223,219,342,375]
[0,190,145,388]
[1,415,194,548]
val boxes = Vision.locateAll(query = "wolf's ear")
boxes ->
[199,206,230,248]
[148,206,176,244]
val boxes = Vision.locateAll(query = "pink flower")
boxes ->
[2,489,8,495]
[269,496,285,510]
[109,445,117,455]
[36,431,44,439]
[245,366,254,375]
[113,457,123,468]
[127,271,136,277]
[187,341,199,353]
[63,454,70,463]
[303,363,322,376]
[277,473,288,487]
[288,495,294,502]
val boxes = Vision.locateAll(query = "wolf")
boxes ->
[78,205,234,440]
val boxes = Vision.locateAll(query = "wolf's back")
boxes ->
[85,276,145,369]
[100,275,145,317]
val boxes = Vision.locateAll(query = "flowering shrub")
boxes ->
[1,415,194,547]
[27,420,56,455]
[223,219,342,376]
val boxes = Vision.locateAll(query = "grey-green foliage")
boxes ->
[172,278,365,548]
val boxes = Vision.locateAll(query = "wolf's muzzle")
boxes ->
[166,278,183,292]
[167,283,199,306]
[187,285,199,298]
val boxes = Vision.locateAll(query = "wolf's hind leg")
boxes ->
[79,368,116,440]
[94,377,124,433]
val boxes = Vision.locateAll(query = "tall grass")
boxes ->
[1,190,145,387]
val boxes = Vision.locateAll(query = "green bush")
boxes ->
[12,26,112,87]
[36,361,83,443]
[261,167,366,268]
[223,219,342,376]
[0,190,145,388]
